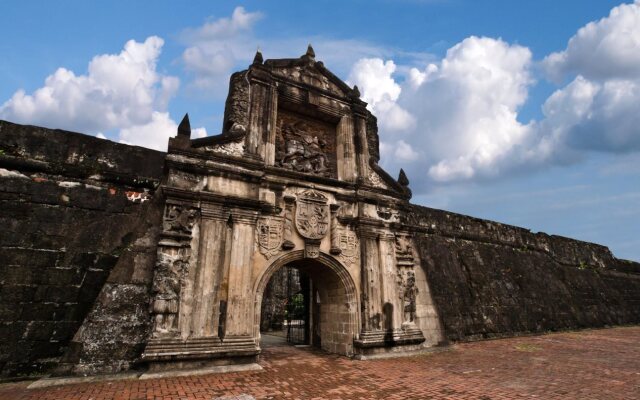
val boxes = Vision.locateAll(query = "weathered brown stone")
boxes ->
[0,49,638,379]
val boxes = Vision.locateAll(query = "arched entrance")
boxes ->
[254,251,359,356]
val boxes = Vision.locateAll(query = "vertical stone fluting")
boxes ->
[189,205,229,338]
[337,114,357,182]
[378,233,403,331]
[360,230,383,331]
[223,208,259,338]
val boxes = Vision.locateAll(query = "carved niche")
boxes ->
[401,270,419,324]
[256,217,284,259]
[275,109,336,177]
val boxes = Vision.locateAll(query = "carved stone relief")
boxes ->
[223,72,250,133]
[274,66,342,95]
[152,204,199,338]
[295,190,329,240]
[275,109,336,177]
[204,141,244,157]
[368,171,388,189]
[395,234,415,267]
[337,230,359,266]
[256,218,284,259]
[400,270,418,325]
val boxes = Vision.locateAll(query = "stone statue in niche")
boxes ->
[402,271,419,324]
[275,110,335,177]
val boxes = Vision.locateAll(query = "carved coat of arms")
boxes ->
[295,190,329,240]
[338,230,359,266]
[257,218,283,259]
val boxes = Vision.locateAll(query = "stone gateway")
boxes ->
[142,46,440,370]
[0,47,638,378]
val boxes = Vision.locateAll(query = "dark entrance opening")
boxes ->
[260,266,311,346]
[257,254,356,356]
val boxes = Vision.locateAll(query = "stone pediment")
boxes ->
[169,47,412,200]
[264,46,355,99]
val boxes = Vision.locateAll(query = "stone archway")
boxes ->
[253,251,359,356]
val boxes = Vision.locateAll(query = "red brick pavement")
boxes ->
[1,326,639,400]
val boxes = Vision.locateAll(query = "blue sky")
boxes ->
[1,1,639,261]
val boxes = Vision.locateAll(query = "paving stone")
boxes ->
[1,326,639,400]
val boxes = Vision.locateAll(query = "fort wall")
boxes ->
[1,119,638,378]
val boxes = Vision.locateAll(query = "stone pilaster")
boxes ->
[223,208,259,338]
[189,205,229,338]
[354,115,370,181]
[330,203,341,255]
[378,233,403,331]
[359,230,383,331]
[264,85,278,165]
[336,114,357,182]
[282,195,295,250]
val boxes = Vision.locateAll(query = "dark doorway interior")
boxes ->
[260,266,311,346]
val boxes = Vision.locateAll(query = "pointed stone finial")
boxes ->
[305,44,315,59]
[398,168,410,187]
[352,85,361,98]
[178,113,191,137]
[253,47,263,64]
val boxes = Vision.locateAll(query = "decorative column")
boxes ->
[359,230,383,332]
[282,195,295,250]
[354,114,370,181]
[336,114,357,182]
[330,203,341,255]
[264,84,279,165]
[379,233,403,331]
[223,208,259,339]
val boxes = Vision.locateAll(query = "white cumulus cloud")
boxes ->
[347,58,415,132]
[374,36,535,183]
[181,7,263,89]
[542,0,640,83]
[0,36,207,151]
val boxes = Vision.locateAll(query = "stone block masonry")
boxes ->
[411,205,640,342]
[0,120,165,378]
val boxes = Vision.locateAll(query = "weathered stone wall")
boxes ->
[0,121,165,378]
[410,204,640,342]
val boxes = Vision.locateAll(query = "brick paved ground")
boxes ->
[1,326,639,400]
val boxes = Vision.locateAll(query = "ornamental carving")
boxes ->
[395,234,415,267]
[151,204,199,338]
[204,140,244,157]
[295,190,329,240]
[162,204,198,235]
[223,71,249,133]
[337,230,359,266]
[275,110,336,177]
[402,271,419,324]
[256,218,284,259]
